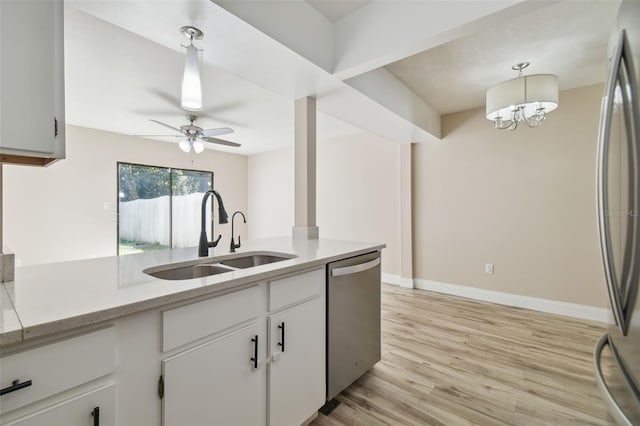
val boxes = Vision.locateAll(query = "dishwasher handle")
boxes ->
[331,257,380,277]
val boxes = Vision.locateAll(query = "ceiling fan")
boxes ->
[149,115,240,153]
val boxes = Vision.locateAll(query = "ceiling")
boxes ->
[307,1,372,22]
[63,6,362,156]
[385,0,620,114]
[64,0,622,155]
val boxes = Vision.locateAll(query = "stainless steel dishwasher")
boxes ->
[326,251,381,402]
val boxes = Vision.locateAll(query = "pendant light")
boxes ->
[486,62,558,130]
[180,26,203,111]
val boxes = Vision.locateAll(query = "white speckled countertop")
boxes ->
[0,238,384,346]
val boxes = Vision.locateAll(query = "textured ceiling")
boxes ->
[385,0,621,115]
[306,0,372,22]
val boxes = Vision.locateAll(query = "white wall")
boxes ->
[248,132,402,276]
[3,125,248,265]
[248,148,294,239]
[412,84,608,308]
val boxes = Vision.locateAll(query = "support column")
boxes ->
[292,97,319,240]
[399,144,413,288]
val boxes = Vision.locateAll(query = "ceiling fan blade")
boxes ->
[201,136,241,147]
[133,134,183,138]
[201,127,234,137]
[150,119,182,133]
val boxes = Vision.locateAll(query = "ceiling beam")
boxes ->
[332,0,558,81]
[344,68,440,138]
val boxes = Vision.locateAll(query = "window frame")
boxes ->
[116,161,215,255]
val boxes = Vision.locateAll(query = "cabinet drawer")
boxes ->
[163,285,262,352]
[6,384,115,426]
[269,269,324,312]
[0,327,116,414]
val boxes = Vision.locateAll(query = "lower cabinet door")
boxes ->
[7,384,115,426]
[269,297,325,426]
[162,322,266,426]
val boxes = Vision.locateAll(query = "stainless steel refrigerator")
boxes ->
[595,0,640,424]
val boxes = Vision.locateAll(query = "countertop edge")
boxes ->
[4,243,385,345]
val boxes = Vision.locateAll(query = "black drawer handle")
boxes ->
[250,335,259,369]
[0,379,32,396]
[278,322,285,352]
[91,406,100,426]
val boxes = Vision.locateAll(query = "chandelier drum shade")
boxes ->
[486,62,559,130]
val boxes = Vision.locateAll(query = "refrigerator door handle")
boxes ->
[597,30,628,334]
[594,334,634,426]
[331,257,380,277]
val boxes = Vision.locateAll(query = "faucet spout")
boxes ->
[230,211,247,253]
[198,190,229,257]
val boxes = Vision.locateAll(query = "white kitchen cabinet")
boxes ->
[0,0,65,166]
[6,384,115,426]
[161,321,267,426]
[269,296,325,426]
[159,269,326,426]
[0,328,116,426]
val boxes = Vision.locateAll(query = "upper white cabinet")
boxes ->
[0,0,65,166]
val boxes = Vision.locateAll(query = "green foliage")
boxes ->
[119,239,169,255]
[118,164,212,201]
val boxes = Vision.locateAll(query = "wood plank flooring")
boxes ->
[313,285,613,426]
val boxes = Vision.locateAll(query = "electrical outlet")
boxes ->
[485,263,494,274]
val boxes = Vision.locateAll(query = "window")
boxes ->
[117,162,214,255]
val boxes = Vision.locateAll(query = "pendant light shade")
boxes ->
[181,44,202,111]
[180,26,204,112]
[486,63,559,130]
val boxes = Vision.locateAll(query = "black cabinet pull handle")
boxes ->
[278,322,286,352]
[250,335,259,369]
[91,406,100,426]
[0,379,32,396]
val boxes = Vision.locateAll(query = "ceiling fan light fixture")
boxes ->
[192,139,205,154]
[148,116,238,155]
[178,139,192,153]
[180,26,203,111]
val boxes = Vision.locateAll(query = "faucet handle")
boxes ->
[209,234,222,248]
[230,236,241,253]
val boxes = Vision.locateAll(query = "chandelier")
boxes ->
[486,62,558,130]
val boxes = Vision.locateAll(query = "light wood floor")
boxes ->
[313,285,613,426]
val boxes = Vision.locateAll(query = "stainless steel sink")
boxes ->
[220,254,292,269]
[146,264,234,281]
[143,251,297,280]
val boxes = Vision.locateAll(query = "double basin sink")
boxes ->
[144,252,297,281]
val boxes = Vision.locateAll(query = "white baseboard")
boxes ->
[413,279,611,323]
[382,273,413,289]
